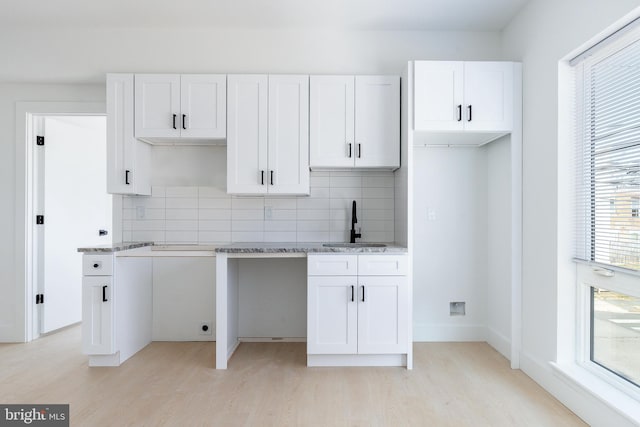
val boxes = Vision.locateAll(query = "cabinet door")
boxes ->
[106,74,135,194]
[309,76,355,168]
[134,74,181,138]
[82,276,114,355]
[267,75,309,194]
[354,76,400,168]
[227,75,268,194]
[357,276,408,354]
[180,74,227,139]
[106,74,151,196]
[413,61,464,131]
[307,276,357,354]
[463,62,513,132]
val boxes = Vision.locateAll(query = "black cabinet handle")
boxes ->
[348,143,352,158]
[270,170,274,185]
[125,170,130,185]
[261,170,265,185]
[182,114,187,130]
[172,114,177,129]
[102,285,108,302]
[93,263,99,268]
[351,285,354,302]
[457,104,462,122]
[358,144,362,158]
[467,105,472,122]
[361,285,365,302]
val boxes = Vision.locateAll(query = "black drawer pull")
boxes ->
[102,285,108,302]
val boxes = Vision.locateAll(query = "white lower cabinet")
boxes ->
[307,254,410,366]
[82,276,114,355]
[81,254,152,367]
[307,276,357,354]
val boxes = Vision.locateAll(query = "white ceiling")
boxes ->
[3,0,529,31]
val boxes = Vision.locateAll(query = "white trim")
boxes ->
[307,354,406,367]
[519,351,638,427]
[412,324,487,342]
[487,326,511,360]
[14,102,106,342]
[511,62,523,369]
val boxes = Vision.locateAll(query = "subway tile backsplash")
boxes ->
[122,171,395,244]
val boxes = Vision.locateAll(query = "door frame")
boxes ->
[15,102,110,342]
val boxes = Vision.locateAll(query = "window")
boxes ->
[574,23,640,390]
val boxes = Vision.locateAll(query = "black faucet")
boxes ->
[350,200,361,243]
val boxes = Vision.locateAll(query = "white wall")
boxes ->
[412,147,489,341]
[0,84,104,342]
[485,136,512,358]
[501,1,640,425]
[0,28,502,84]
[1,27,501,342]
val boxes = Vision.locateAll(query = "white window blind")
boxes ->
[575,28,640,272]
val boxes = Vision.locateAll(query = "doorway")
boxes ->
[32,114,111,336]
[26,113,112,340]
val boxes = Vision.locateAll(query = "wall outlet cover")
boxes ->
[199,321,213,335]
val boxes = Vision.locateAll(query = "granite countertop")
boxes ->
[77,242,153,253]
[214,242,408,254]
[77,242,408,254]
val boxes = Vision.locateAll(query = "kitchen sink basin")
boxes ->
[322,243,387,248]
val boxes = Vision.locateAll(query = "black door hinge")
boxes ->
[36,294,44,304]
[36,136,44,146]
[36,215,44,225]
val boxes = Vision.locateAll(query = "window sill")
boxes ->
[551,362,640,424]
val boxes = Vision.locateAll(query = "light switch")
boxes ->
[264,206,273,220]
[136,206,146,219]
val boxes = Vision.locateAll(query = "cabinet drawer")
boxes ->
[308,255,358,276]
[358,255,407,276]
[83,254,114,276]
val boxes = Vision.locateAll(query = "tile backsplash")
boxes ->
[122,171,395,244]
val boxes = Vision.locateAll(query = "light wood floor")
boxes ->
[0,326,585,426]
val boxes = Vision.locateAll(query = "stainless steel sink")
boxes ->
[322,243,387,248]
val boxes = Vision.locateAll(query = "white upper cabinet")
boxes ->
[134,74,226,143]
[227,75,268,194]
[413,62,464,131]
[106,74,151,195]
[310,75,400,170]
[227,75,309,195]
[309,76,355,169]
[354,76,400,169]
[463,62,513,132]
[413,61,513,138]
[180,75,227,139]
[267,75,310,194]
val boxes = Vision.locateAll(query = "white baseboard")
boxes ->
[307,354,406,367]
[238,337,306,342]
[486,327,511,360]
[520,351,639,427]
[413,323,487,342]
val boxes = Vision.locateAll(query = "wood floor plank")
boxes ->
[0,326,585,426]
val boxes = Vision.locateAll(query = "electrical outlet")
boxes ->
[199,322,212,335]
[450,301,466,316]
[136,206,146,219]
[427,208,436,221]
[264,206,273,220]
